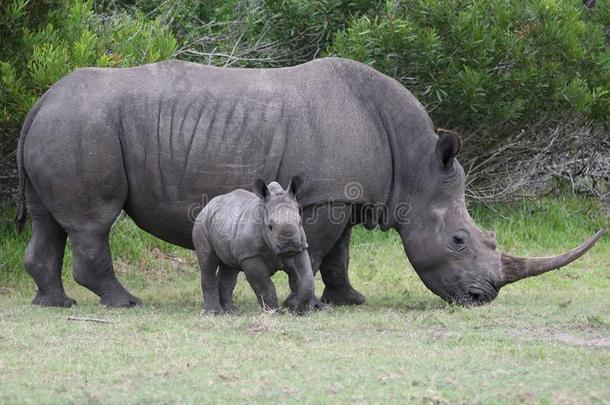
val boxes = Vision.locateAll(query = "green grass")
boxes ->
[0,196,609,403]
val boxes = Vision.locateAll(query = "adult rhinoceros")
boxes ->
[16,57,603,307]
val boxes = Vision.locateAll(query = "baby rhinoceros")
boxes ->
[192,176,314,314]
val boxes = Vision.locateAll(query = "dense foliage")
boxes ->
[330,0,610,129]
[0,0,176,133]
[0,0,608,199]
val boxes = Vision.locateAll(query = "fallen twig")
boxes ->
[66,316,116,324]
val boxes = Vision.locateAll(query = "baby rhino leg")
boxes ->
[284,269,328,311]
[193,226,221,314]
[241,257,279,311]
[218,264,239,313]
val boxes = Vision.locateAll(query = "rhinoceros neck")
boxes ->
[363,75,438,230]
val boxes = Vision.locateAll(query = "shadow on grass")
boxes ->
[364,294,447,312]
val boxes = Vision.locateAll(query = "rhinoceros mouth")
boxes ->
[448,280,498,306]
[465,282,498,305]
[275,244,303,257]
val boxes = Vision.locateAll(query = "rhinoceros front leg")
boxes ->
[319,225,366,305]
[284,268,328,311]
[282,251,316,315]
[241,257,279,312]
[282,203,354,308]
[297,204,365,306]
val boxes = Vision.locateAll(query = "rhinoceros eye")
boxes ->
[452,236,464,245]
[268,224,273,231]
[449,234,468,253]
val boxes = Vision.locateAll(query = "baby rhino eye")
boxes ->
[268,224,273,231]
[452,236,465,245]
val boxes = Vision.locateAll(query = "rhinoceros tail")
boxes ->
[16,99,44,234]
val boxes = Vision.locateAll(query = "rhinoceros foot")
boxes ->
[321,287,366,306]
[220,304,236,314]
[283,295,329,314]
[100,290,142,308]
[32,291,76,307]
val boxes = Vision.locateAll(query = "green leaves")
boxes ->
[27,42,71,91]
[0,0,608,154]
[102,14,178,66]
[0,0,178,134]
[72,29,98,67]
[327,0,610,130]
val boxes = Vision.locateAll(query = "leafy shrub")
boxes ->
[0,0,177,133]
[0,0,608,201]
[248,0,381,62]
[328,0,610,130]
[96,0,379,68]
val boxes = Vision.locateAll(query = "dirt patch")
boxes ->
[546,333,610,349]
[0,287,15,295]
[505,328,610,350]
[114,249,197,278]
[426,326,610,350]
[145,248,196,273]
[247,319,269,334]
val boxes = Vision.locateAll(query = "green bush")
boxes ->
[0,0,608,200]
[0,0,177,134]
[250,0,381,62]
[327,0,610,130]
[118,0,609,131]
[104,0,380,67]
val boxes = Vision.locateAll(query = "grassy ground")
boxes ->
[0,196,609,403]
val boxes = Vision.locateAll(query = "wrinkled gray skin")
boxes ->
[193,177,314,314]
[17,57,602,308]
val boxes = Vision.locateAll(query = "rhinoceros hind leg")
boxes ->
[319,226,366,306]
[193,228,222,314]
[25,201,75,307]
[218,265,239,314]
[32,291,76,307]
[70,229,142,308]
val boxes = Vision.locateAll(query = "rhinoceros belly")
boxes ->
[118,90,290,248]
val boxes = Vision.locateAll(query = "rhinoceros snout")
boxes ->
[463,281,498,306]
[275,240,304,256]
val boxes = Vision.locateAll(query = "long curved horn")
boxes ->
[499,230,604,286]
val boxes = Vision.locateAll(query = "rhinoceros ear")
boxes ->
[252,178,269,200]
[435,128,462,169]
[287,175,303,197]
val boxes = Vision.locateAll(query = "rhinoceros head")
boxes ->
[397,129,603,305]
[252,176,308,257]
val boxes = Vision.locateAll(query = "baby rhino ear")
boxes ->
[287,175,303,197]
[252,178,269,200]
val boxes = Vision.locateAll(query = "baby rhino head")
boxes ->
[252,176,307,257]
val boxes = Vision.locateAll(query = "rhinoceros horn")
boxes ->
[498,230,604,286]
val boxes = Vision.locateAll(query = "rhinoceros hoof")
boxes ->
[203,304,222,315]
[321,287,366,306]
[282,295,299,310]
[283,296,329,313]
[100,292,142,308]
[310,297,330,311]
[32,291,76,307]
